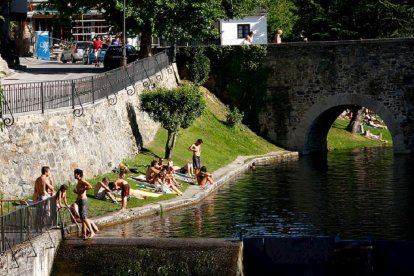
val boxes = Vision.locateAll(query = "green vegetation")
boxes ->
[140,84,206,159]
[327,118,392,150]
[60,87,281,219]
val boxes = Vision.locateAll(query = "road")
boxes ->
[1,57,105,85]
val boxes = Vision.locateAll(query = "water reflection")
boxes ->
[99,148,414,240]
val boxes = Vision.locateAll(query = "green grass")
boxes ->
[60,88,281,220]
[327,118,392,150]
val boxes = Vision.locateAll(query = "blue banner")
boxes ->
[36,32,50,61]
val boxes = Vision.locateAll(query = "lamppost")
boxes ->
[122,0,127,67]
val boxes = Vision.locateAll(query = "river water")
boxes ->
[98,147,414,240]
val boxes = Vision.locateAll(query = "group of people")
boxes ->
[241,29,283,45]
[31,138,220,240]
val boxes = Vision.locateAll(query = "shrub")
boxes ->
[188,52,210,86]
[226,106,244,127]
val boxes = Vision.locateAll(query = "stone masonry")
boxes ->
[262,38,414,154]
[0,66,178,198]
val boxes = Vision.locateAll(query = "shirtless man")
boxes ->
[189,139,203,174]
[114,170,130,211]
[145,160,160,183]
[74,168,96,240]
[94,177,118,203]
[33,166,55,203]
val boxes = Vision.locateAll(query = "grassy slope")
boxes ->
[64,88,282,218]
[327,118,392,150]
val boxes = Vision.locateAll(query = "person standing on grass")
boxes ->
[74,168,96,240]
[189,139,203,174]
[114,170,130,211]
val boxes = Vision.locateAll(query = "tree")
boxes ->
[292,0,414,41]
[139,84,205,159]
[46,0,259,58]
[264,0,299,41]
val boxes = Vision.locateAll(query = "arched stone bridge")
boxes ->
[260,38,414,154]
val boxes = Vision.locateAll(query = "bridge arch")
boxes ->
[290,94,406,154]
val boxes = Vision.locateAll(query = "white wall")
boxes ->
[220,15,268,45]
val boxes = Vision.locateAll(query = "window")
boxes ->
[237,24,250,39]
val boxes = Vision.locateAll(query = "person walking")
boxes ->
[189,139,203,174]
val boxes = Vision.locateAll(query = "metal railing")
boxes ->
[1,50,171,121]
[0,196,58,254]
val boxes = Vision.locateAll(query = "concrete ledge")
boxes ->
[91,151,299,227]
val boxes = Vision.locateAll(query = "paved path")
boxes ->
[1,57,104,84]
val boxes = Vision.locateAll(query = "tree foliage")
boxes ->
[292,0,414,40]
[139,84,205,159]
[264,0,299,41]
[46,0,260,57]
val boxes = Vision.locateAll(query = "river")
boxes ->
[98,147,414,240]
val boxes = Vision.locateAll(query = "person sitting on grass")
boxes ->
[94,177,119,203]
[146,160,160,183]
[158,169,182,196]
[114,170,130,211]
[196,166,216,189]
[166,164,181,187]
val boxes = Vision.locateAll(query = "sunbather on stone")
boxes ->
[196,166,216,189]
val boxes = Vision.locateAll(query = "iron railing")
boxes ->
[0,196,58,253]
[0,50,171,119]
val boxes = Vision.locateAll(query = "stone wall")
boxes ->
[0,66,178,197]
[0,229,61,276]
[262,38,414,154]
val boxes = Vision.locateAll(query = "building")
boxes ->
[219,9,268,45]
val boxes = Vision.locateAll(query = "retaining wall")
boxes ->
[0,66,178,198]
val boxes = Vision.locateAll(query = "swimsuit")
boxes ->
[121,183,130,198]
[77,198,89,220]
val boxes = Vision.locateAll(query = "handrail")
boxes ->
[0,50,171,118]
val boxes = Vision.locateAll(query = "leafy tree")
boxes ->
[264,0,299,41]
[46,0,259,58]
[292,0,414,41]
[139,84,205,159]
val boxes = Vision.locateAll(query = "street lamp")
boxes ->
[122,0,127,67]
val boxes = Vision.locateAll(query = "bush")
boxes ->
[188,52,210,86]
[226,106,244,127]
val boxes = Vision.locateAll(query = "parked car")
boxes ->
[103,45,139,70]
[82,44,109,65]
[60,41,92,63]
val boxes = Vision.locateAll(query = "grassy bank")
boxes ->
[327,118,392,150]
[64,88,281,218]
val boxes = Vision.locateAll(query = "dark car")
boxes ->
[103,45,139,70]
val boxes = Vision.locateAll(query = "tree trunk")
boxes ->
[346,106,363,134]
[139,32,152,59]
[165,130,178,159]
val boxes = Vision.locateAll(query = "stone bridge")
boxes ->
[261,38,414,154]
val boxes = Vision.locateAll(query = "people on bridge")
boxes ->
[273,30,283,44]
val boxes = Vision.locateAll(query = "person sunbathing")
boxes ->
[157,169,182,196]
[146,160,160,183]
[196,166,216,188]
[94,177,119,203]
